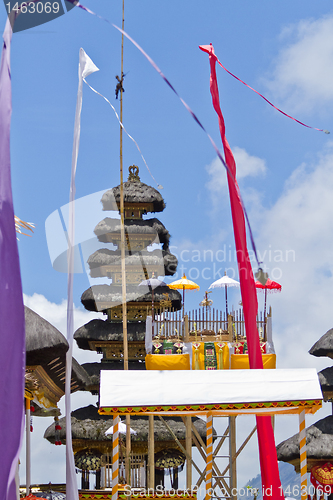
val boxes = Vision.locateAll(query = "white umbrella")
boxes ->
[139,278,167,289]
[105,420,137,436]
[209,273,240,317]
[139,276,168,336]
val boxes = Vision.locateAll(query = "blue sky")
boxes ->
[4,0,333,491]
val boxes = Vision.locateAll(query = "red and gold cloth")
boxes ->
[311,463,333,493]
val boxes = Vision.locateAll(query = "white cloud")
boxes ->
[206,147,267,195]
[203,143,333,487]
[265,15,333,113]
[250,142,333,374]
[20,294,102,486]
[240,143,333,488]
[23,292,104,364]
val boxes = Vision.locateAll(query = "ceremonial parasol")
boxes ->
[167,274,200,313]
[138,276,168,335]
[311,462,333,494]
[255,278,282,320]
[23,492,66,500]
[209,273,240,317]
[105,420,137,436]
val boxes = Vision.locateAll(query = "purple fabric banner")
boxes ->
[0,18,26,500]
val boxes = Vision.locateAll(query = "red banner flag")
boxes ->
[199,43,284,500]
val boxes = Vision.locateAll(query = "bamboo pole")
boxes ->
[159,416,202,476]
[119,0,128,371]
[118,0,131,486]
[184,314,189,342]
[299,410,307,500]
[148,416,154,489]
[205,413,213,500]
[191,425,230,494]
[185,416,192,489]
[112,415,120,500]
[126,414,131,486]
[229,416,237,500]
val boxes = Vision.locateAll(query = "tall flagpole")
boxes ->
[118,0,131,486]
[119,0,128,372]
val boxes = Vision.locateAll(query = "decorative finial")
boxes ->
[128,165,140,182]
[255,267,268,286]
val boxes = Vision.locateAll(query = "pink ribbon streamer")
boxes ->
[216,53,329,134]
[199,43,284,500]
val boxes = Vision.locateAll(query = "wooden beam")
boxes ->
[148,415,154,489]
[229,416,237,500]
[125,415,131,485]
[221,425,257,478]
[158,416,202,477]
[191,419,230,490]
[184,314,189,342]
[190,420,229,495]
[185,416,192,489]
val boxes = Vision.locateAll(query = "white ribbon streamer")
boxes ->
[65,48,99,500]
[83,78,162,189]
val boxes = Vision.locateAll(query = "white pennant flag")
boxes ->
[66,48,98,500]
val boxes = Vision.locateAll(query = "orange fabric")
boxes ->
[145,353,190,370]
[231,353,276,370]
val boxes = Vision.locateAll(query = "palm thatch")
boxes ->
[74,319,146,350]
[277,415,333,465]
[15,216,35,237]
[318,367,333,391]
[81,361,146,393]
[81,284,182,313]
[94,217,170,249]
[88,249,177,278]
[101,182,165,213]
[309,328,333,359]
[44,404,209,454]
[318,366,333,401]
[25,306,91,393]
[25,306,68,365]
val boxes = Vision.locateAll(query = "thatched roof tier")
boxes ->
[87,249,177,278]
[276,416,333,470]
[25,306,91,394]
[318,367,333,400]
[94,217,170,248]
[71,358,92,391]
[81,284,182,313]
[30,404,61,417]
[25,306,68,365]
[309,328,333,359]
[101,181,165,213]
[82,361,146,392]
[74,320,146,350]
[44,404,209,455]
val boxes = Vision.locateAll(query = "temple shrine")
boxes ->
[40,166,322,500]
